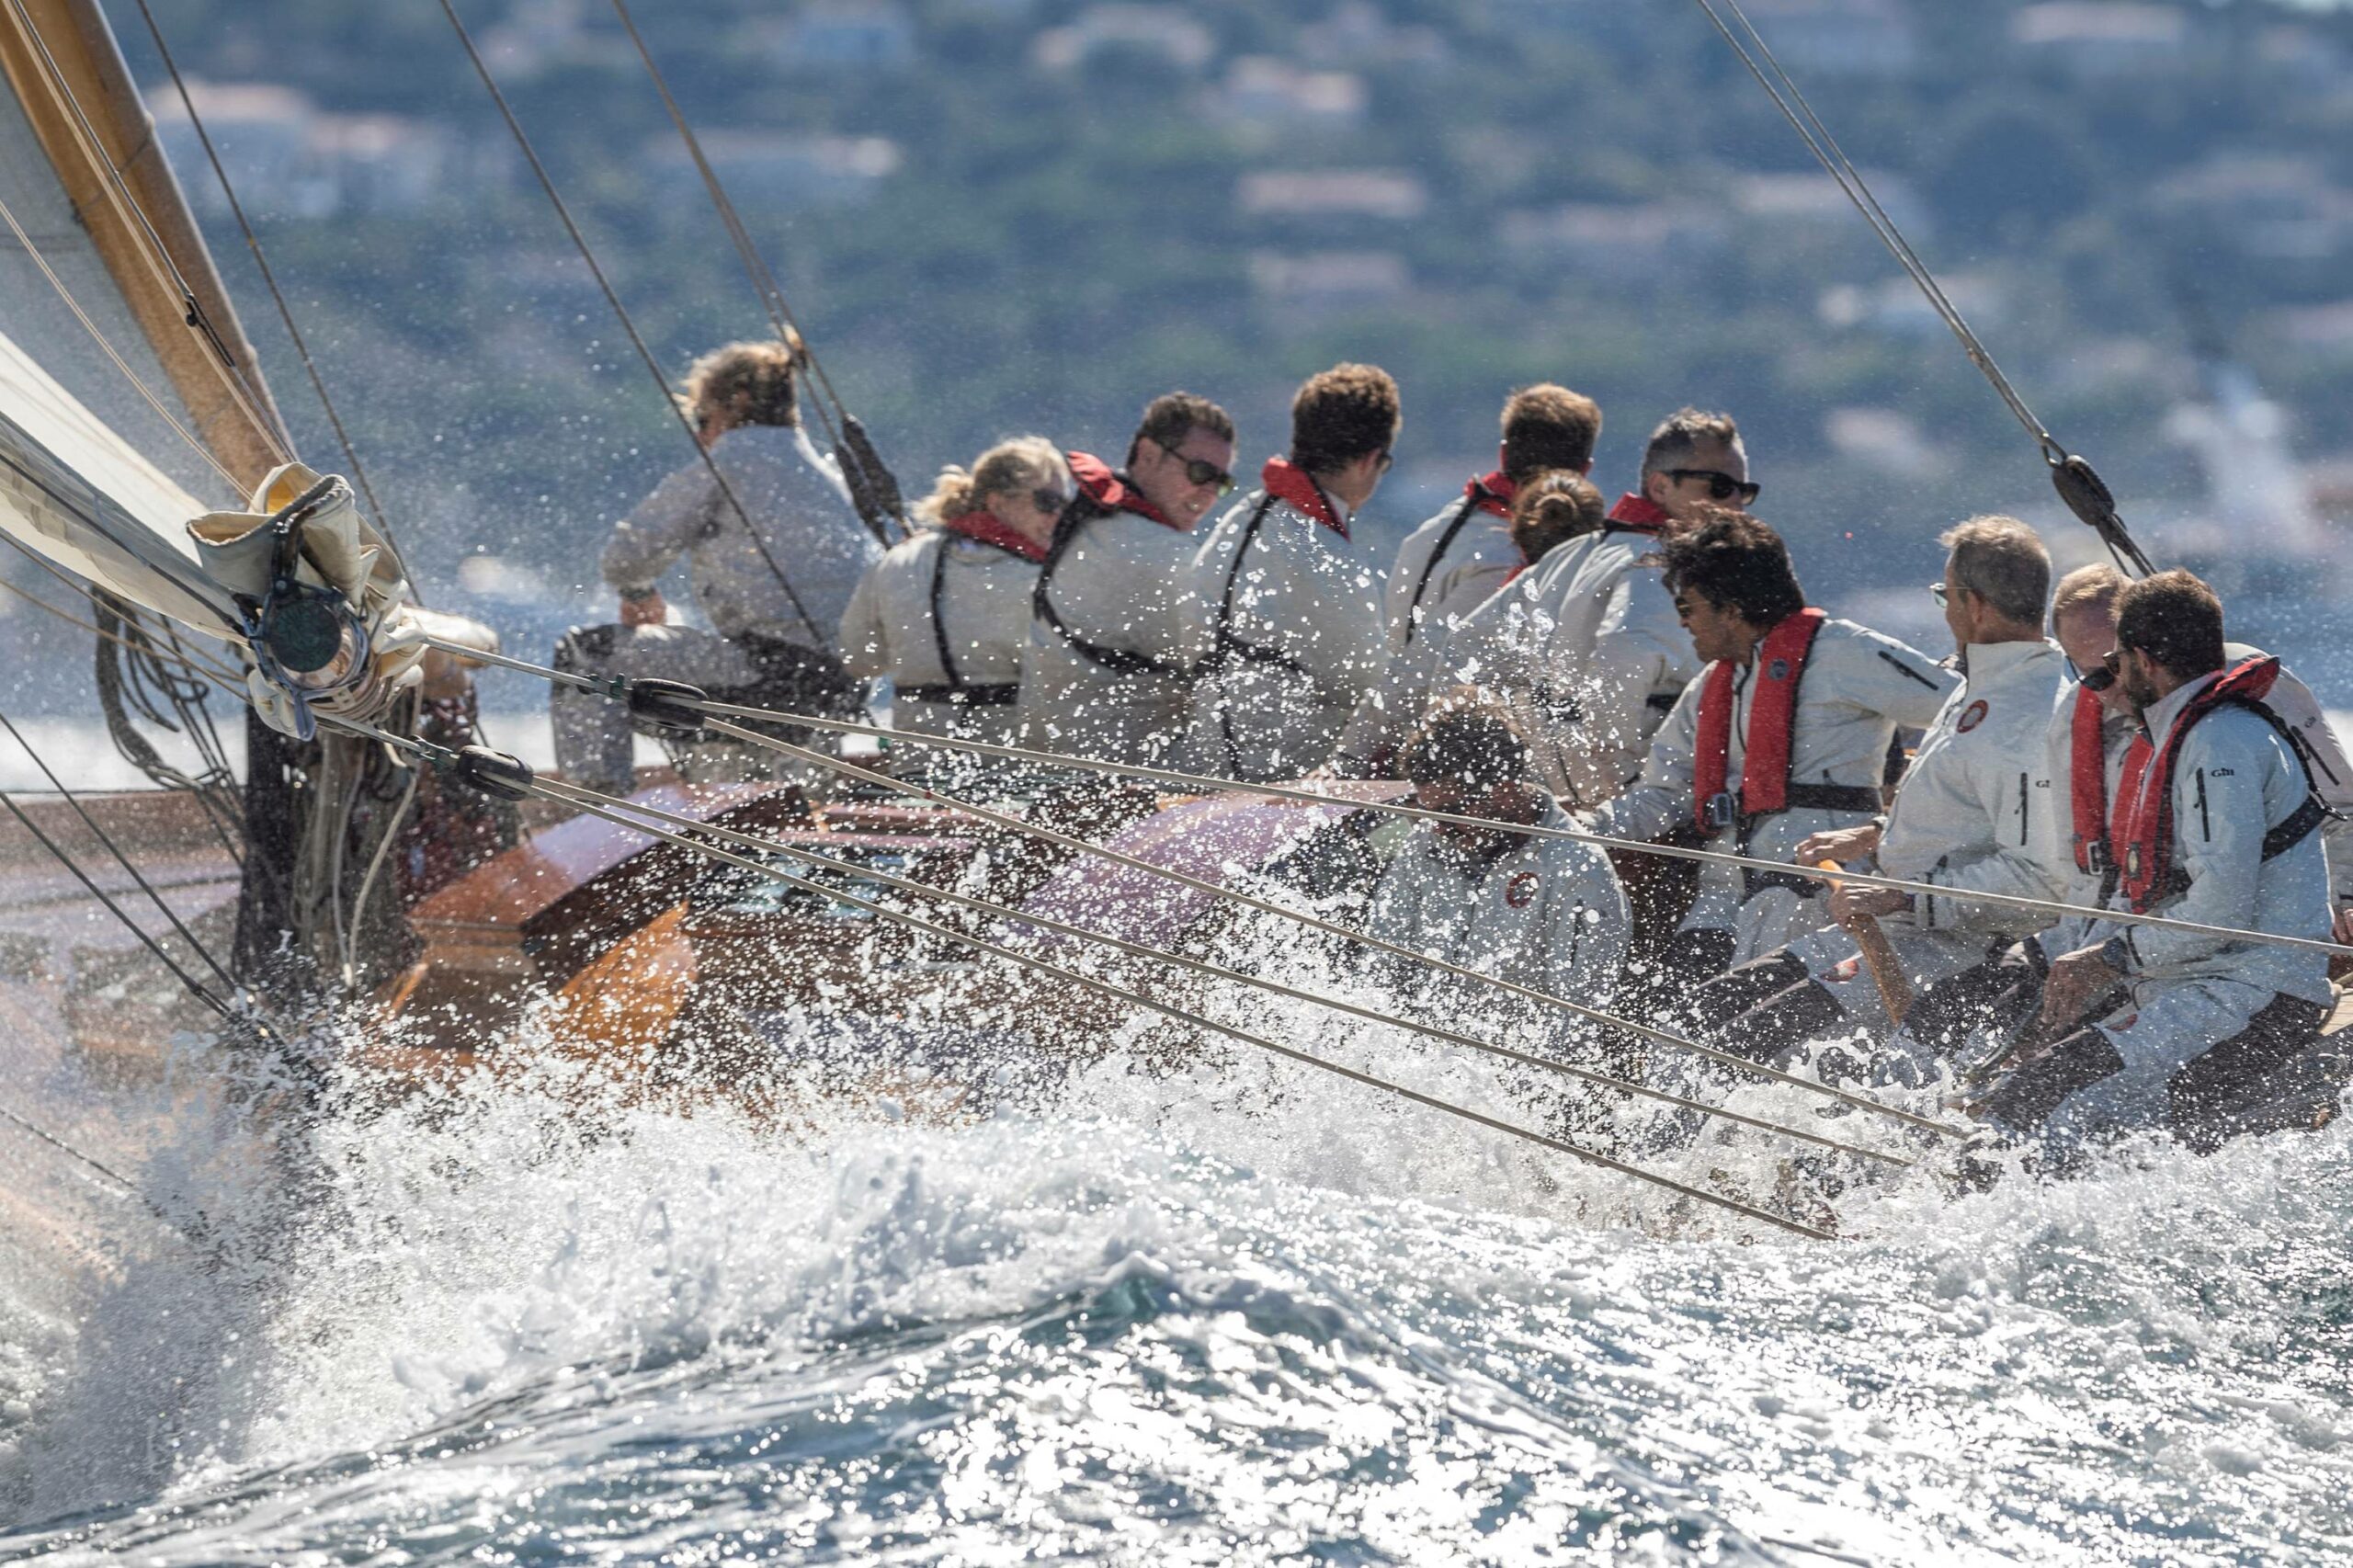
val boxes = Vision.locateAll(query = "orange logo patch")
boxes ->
[1956,699,1990,733]
[1505,870,1540,908]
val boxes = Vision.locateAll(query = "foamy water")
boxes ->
[0,941,2347,1564]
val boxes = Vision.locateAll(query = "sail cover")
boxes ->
[0,0,285,636]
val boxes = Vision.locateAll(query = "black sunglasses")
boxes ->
[1665,468,1760,505]
[1155,440,1234,494]
[1031,487,1074,516]
[2077,649,2123,693]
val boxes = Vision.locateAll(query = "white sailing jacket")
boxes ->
[839,524,1040,739]
[2102,672,2332,1006]
[1596,615,1954,958]
[1439,502,1697,807]
[1875,638,2068,938]
[1017,499,1202,766]
[1332,478,1520,774]
[600,424,879,649]
[1362,799,1631,1012]
[1177,464,1385,781]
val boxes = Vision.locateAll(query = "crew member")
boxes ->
[839,437,1068,744]
[1363,696,1631,1013]
[1018,392,1238,767]
[1445,407,1751,809]
[551,337,880,795]
[1178,364,1395,781]
[1973,571,2336,1150]
[1674,517,2066,1065]
[1332,384,1603,777]
[1902,562,2353,1053]
[1591,511,1952,981]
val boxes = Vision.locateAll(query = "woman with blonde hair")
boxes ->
[551,335,881,794]
[840,436,1070,740]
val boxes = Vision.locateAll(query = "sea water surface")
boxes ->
[0,955,2347,1568]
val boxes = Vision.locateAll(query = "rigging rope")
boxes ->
[1690,0,2156,575]
[525,770,1915,1169]
[603,0,901,544]
[432,0,830,647]
[125,0,407,583]
[334,714,1838,1240]
[0,704,237,993]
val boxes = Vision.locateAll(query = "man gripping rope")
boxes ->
[1972,571,2339,1151]
[1177,365,1396,782]
[1590,511,1953,983]
[551,338,880,794]
[1330,383,1603,778]
[1672,517,2067,1067]
[1017,392,1237,767]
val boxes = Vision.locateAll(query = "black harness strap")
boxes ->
[2143,694,2333,905]
[1397,490,1486,651]
[1032,497,1195,679]
[916,528,1031,708]
[1208,491,1306,775]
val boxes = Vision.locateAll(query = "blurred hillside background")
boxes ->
[13,0,2353,712]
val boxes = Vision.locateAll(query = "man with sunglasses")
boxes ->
[1018,392,1237,766]
[1970,570,2338,1152]
[1329,383,1603,778]
[1666,516,2069,1072]
[1177,363,1398,781]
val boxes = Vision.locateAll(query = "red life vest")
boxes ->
[1065,450,1177,529]
[2114,655,2283,912]
[2066,687,2144,876]
[1261,457,1347,539]
[939,509,1048,563]
[1606,492,1672,534]
[1693,608,1825,830]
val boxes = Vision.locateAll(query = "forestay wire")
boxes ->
[1690,0,2157,576]
[432,0,829,647]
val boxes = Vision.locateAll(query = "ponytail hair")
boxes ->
[1507,470,1604,564]
[915,435,1068,524]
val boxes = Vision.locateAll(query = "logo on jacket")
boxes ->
[1505,870,1539,908]
[1768,658,1790,681]
[1955,699,1990,733]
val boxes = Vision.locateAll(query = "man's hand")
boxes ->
[620,590,667,628]
[2034,942,2121,1040]
[1798,822,1880,867]
[1830,882,1908,926]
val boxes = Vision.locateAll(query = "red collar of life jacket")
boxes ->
[1465,469,1514,519]
[1263,457,1347,539]
[1607,492,1672,533]
[1693,608,1826,830]
[940,509,1049,563]
[1066,449,1177,529]
[2116,654,2280,911]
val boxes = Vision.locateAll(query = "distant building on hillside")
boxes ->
[1211,58,1369,130]
[2154,155,2352,262]
[1248,251,1409,323]
[1733,0,1918,78]
[1732,170,1926,240]
[770,1,915,73]
[1297,2,1449,69]
[1500,202,1730,280]
[2010,3,2189,81]
[1030,5,1216,74]
[1237,170,1427,222]
[1817,273,2005,338]
[153,80,461,219]
[640,131,903,211]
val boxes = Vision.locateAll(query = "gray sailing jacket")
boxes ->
[600,424,878,648]
[840,528,1040,739]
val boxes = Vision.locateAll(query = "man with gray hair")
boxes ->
[1670,515,2072,1070]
